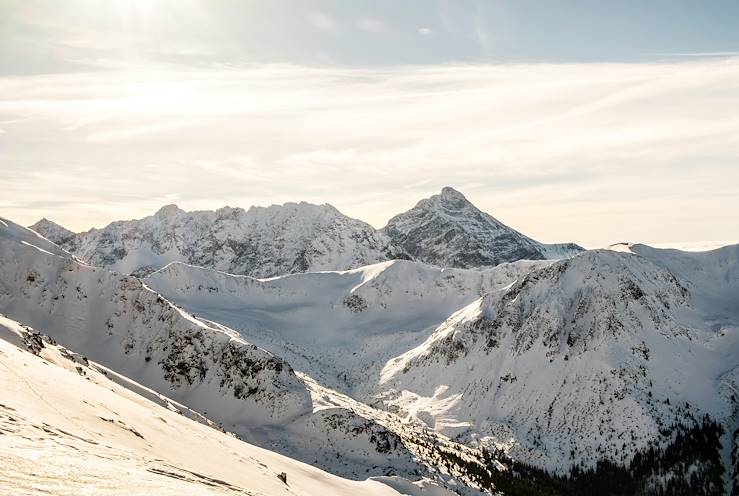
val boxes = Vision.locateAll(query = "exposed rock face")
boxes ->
[382,187,582,269]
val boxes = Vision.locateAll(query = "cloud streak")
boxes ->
[356,18,385,34]
[1,58,738,247]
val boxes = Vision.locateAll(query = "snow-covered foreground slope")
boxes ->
[380,247,739,476]
[381,187,583,269]
[0,313,453,496]
[144,258,548,394]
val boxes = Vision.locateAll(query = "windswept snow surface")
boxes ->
[0,313,451,496]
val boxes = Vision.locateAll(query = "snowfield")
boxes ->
[144,257,548,394]
[0,314,452,496]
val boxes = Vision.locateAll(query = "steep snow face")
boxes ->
[380,249,739,472]
[382,187,582,269]
[144,258,549,394]
[0,216,311,428]
[0,314,452,496]
[28,217,76,245]
[57,202,403,278]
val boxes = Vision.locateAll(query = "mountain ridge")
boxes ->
[29,187,582,278]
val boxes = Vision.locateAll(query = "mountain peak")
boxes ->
[438,186,468,203]
[30,217,63,229]
[28,217,75,244]
[154,204,184,219]
[383,186,582,268]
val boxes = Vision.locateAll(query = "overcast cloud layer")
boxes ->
[1,1,738,247]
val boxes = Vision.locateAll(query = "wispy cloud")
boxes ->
[417,27,433,36]
[356,18,385,34]
[643,51,739,58]
[307,12,337,31]
[1,58,738,246]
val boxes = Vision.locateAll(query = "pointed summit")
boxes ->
[382,188,583,268]
[28,218,75,245]
[438,186,468,203]
[154,204,184,220]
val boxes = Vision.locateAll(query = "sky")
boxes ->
[1,0,738,247]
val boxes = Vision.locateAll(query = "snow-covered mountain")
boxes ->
[0,216,491,492]
[379,245,739,481]
[30,188,582,280]
[382,187,583,268]
[144,240,739,492]
[54,202,404,278]
[0,313,454,496]
[143,258,548,395]
[0,216,311,427]
[13,201,739,493]
[28,217,75,245]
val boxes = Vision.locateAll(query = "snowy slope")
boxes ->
[56,202,403,278]
[378,247,739,473]
[1,217,312,427]
[382,187,583,269]
[0,216,493,489]
[0,313,453,496]
[629,242,739,327]
[144,258,548,395]
[15,200,739,492]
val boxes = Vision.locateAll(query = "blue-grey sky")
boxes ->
[1,0,738,247]
[3,0,739,71]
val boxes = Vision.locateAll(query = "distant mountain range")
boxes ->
[30,187,583,278]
